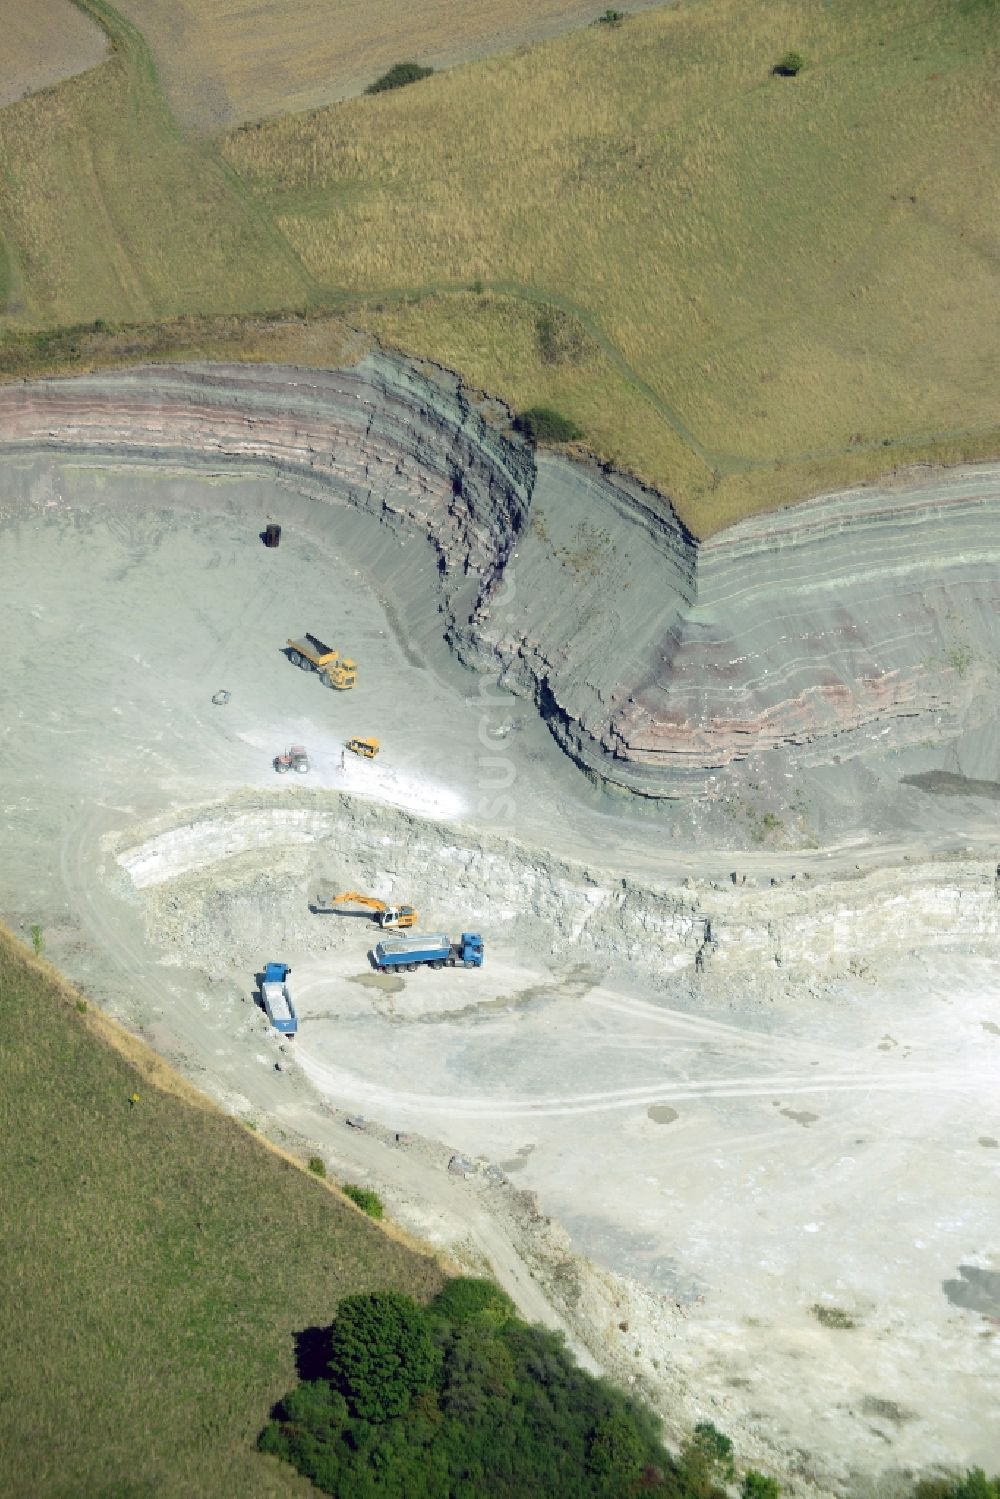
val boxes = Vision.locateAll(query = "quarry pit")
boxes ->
[2,360,1000,1495]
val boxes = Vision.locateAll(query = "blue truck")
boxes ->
[260,961,298,1035]
[374,932,484,973]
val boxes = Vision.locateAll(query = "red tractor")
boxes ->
[274,745,310,774]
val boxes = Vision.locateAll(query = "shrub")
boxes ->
[29,924,44,956]
[596,8,627,24]
[811,1304,855,1329]
[515,406,584,443]
[328,1291,441,1420]
[587,1410,646,1477]
[430,1276,515,1326]
[75,999,88,1014]
[743,1472,781,1499]
[366,62,434,95]
[914,1473,1000,1499]
[773,50,806,76]
[342,1183,383,1219]
[536,307,586,366]
[307,1156,326,1177]
[690,1421,735,1480]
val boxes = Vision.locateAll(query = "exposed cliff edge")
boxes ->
[1,356,998,798]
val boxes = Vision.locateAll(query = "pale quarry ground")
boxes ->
[2,456,999,1492]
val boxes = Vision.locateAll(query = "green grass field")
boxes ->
[0,930,444,1498]
[0,0,996,534]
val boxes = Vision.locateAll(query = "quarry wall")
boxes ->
[113,791,1000,998]
[1,357,998,798]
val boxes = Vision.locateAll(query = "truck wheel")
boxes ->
[275,762,288,773]
[447,957,456,967]
[464,959,476,968]
[431,959,444,969]
[289,651,302,667]
[408,962,418,972]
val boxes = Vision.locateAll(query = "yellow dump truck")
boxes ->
[346,737,379,759]
[287,633,356,690]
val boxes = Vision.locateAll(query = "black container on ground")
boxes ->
[263,523,281,548]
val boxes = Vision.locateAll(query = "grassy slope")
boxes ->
[0,0,312,329]
[224,0,999,531]
[0,930,444,1498]
[0,0,996,534]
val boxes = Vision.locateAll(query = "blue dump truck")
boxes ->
[374,932,484,973]
[260,961,298,1036]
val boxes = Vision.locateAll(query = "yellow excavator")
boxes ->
[316,890,418,929]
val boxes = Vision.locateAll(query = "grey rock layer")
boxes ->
[1,356,998,797]
[113,789,1000,998]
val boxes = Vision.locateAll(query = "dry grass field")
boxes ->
[114,0,655,132]
[0,929,444,1498]
[0,0,311,327]
[0,0,108,109]
[225,0,1000,531]
[0,0,996,533]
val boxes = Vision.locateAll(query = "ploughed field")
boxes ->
[112,0,655,130]
[0,0,108,109]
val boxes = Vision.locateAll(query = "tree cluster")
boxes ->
[260,1282,746,1498]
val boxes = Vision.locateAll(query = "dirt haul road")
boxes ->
[2,452,999,1495]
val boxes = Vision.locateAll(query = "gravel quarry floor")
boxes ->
[3,454,1000,1494]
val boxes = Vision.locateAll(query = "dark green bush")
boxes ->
[515,405,584,443]
[914,1472,1000,1499]
[596,8,627,25]
[329,1291,440,1422]
[772,50,806,76]
[429,1276,515,1326]
[342,1183,383,1219]
[743,1472,781,1499]
[689,1421,735,1480]
[307,1155,326,1177]
[366,62,434,95]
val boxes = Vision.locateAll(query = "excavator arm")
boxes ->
[326,890,386,912]
[317,891,418,928]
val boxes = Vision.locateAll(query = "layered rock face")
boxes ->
[1,358,998,797]
[0,357,535,639]
[480,455,1000,793]
[113,790,1000,995]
